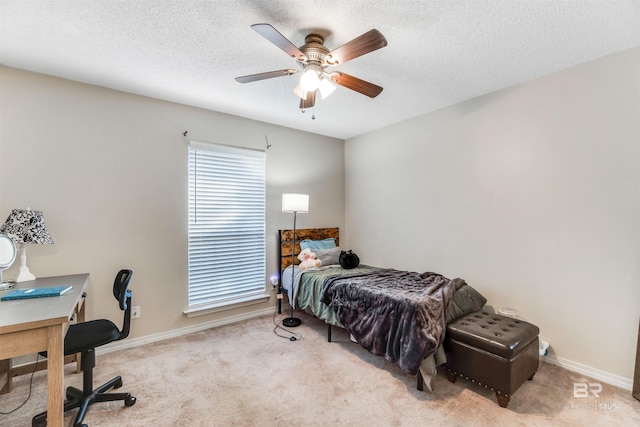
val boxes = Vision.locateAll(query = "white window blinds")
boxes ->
[188,141,266,308]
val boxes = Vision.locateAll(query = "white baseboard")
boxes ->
[544,354,632,391]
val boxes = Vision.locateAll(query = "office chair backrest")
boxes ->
[113,269,133,340]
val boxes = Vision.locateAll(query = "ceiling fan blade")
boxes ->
[251,23,306,61]
[299,90,316,109]
[325,29,387,65]
[329,72,383,98]
[235,69,297,83]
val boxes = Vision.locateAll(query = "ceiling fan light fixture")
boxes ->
[292,82,307,99]
[318,77,336,99]
[299,64,322,92]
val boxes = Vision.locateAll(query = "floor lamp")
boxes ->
[282,193,308,328]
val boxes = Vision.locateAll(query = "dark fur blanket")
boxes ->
[320,269,465,375]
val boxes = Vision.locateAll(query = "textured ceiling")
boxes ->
[1,1,639,139]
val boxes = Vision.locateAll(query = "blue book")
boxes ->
[1,286,73,301]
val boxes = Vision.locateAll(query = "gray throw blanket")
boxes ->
[320,269,465,375]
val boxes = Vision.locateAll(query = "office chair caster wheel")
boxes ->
[125,395,136,407]
[114,377,123,389]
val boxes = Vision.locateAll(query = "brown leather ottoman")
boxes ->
[443,310,540,408]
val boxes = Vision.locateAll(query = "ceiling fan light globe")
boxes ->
[293,83,307,99]
[318,78,336,99]
[300,65,322,92]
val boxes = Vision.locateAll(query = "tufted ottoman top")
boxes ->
[446,311,539,359]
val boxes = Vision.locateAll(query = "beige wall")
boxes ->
[346,47,640,383]
[0,66,344,338]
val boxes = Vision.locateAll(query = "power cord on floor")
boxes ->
[272,302,302,342]
[0,354,41,415]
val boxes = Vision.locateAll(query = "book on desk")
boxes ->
[0,285,73,301]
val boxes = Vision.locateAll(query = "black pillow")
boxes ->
[339,250,360,269]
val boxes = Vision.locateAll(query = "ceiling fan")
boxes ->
[235,24,388,113]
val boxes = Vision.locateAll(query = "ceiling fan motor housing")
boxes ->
[301,34,330,65]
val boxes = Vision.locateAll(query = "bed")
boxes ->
[277,227,487,391]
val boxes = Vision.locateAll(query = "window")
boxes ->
[187,141,266,313]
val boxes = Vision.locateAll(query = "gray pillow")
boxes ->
[315,247,341,266]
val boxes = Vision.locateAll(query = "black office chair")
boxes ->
[32,269,137,427]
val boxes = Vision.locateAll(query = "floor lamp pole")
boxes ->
[283,210,302,327]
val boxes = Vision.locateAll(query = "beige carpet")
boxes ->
[1,310,638,426]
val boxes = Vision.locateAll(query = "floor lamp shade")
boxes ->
[282,193,309,213]
[0,209,54,282]
[281,193,308,328]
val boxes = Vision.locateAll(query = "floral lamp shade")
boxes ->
[0,209,54,245]
[0,209,53,282]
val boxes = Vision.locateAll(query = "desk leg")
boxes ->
[0,358,12,394]
[47,324,64,427]
[634,318,640,401]
[75,296,86,373]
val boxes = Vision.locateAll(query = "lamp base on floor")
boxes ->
[283,317,301,327]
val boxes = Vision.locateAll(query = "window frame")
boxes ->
[185,141,268,317]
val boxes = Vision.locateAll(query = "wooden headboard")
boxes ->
[278,227,339,272]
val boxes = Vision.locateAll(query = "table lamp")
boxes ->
[282,193,308,327]
[0,208,54,282]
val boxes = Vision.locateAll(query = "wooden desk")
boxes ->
[0,274,88,427]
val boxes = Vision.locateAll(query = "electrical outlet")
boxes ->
[132,305,141,319]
